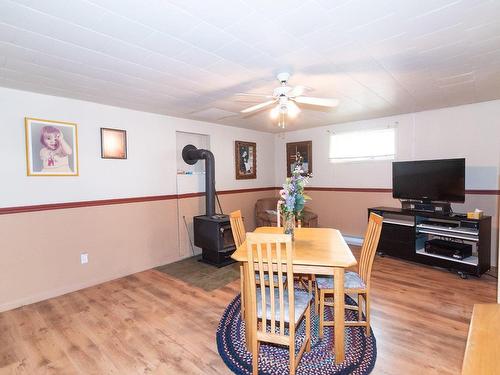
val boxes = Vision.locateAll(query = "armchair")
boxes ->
[255,197,318,228]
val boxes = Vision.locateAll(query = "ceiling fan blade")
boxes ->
[288,85,310,98]
[236,93,274,99]
[240,100,277,113]
[294,96,339,107]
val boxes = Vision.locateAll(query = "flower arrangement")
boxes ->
[279,153,312,236]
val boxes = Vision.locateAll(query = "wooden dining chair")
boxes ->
[230,210,286,319]
[246,232,311,375]
[230,210,247,318]
[230,210,246,248]
[315,212,383,336]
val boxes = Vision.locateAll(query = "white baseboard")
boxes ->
[0,274,126,313]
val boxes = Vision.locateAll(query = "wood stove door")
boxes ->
[221,224,235,249]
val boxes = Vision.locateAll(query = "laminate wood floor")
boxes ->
[0,248,497,375]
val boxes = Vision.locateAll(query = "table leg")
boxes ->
[333,267,345,363]
[243,262,253,352]
[308,274,313,299]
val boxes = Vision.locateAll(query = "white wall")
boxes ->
[0,87,275,207]
[275,100,500,190]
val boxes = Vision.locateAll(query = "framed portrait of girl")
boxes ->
[25,117,79,176]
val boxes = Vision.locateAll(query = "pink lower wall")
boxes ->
[306,190,398,236]
[0,189,277,313]
[1,188,497,313]
[0,200,178,313]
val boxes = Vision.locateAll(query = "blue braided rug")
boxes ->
[216,290,376,374]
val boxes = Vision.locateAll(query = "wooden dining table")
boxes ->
[231,226,357,364]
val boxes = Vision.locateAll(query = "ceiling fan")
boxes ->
[238,72,339,128]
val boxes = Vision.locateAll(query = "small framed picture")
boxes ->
[25,117,79,176]
[101,128,127,159]
[235,140,256,180]
[286,141,312,177]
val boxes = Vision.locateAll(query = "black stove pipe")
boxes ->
[182,144,215,217]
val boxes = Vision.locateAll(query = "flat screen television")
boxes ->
[392,158,465,203]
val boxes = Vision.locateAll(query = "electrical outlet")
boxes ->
[80,253,88,264]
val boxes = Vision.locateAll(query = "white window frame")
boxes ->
[329,127,396,163]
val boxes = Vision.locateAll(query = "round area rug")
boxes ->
[216,289,376,375]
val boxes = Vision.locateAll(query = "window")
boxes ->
[329,127,395,163]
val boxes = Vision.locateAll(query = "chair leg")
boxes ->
[314,283,319,314]
[252,337,259,375]
[305,304,311,352]
[319,289,325,339]
[240,265,245,319]
[365,293,371,336]
[357,293,362,322]
[289,334,296,375]
[308,275,313,298]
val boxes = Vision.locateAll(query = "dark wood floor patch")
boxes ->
[156,255,240,291]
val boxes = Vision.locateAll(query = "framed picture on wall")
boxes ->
[24,117,79,176]
[286,140,312,177]
[235,140,257,179]
[101,128,127,159]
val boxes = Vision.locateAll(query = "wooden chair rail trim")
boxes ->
[2,188,497,215]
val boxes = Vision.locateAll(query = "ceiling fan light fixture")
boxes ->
[237,72,339,129]
[287,101,301,118]
[278,111,286,129]
[270,104,280,119]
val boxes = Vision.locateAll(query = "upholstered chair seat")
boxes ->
[315,271,366,290]
[256,287,312,324]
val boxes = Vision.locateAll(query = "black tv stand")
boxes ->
[368,206,491,277]
[401,200,451,215]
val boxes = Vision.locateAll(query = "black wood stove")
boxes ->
[182,145,236,267]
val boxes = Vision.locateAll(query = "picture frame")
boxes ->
[100,128,127,159]
[25,117,79,176]
[235,140,256,180]
[286,141,312,177]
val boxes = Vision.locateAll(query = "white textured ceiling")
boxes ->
[1,0,500,132]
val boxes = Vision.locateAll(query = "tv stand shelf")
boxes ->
[369,206,491,277]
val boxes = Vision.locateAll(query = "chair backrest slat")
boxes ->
[246,232,293,338]
[276,240,285,335]
[265,242,276,333]
[358,213,383,286]
[285,238,295,333]
[229,210,246,248]
[256,243,266,333]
